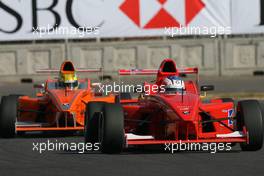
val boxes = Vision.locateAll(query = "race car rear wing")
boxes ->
[118,69,158,75]
[118,67,198,75]
[36,68,102,73]
[177,67,199,74]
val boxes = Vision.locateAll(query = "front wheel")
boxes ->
[0,95,19,138]
[238,100,263,151]
[84,102,106,144]
[100,103,124,154]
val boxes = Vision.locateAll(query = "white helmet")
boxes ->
[163,76,185,91]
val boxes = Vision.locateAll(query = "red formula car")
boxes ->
[85,59,263,153]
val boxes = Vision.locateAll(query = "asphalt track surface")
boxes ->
[0,135,264,176]
[0,77,264,176]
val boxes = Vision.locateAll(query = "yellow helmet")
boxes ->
[59,61,78,89]
[60,72,77,83]
[59,72,78,89]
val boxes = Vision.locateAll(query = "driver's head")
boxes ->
[59,71,78,89]
[162,75,185,92]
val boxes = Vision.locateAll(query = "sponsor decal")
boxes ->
[119,0,205,28]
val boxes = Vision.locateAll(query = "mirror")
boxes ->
[33,83,45,89]
[34,83,45,95]
[91,83,102,87]
[200,85,214,91]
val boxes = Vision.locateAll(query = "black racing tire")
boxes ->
[0,95,20,138]
[259,101,264,126]
[238,100,263,151]
[84,102,105,144]
[100,103,124,154]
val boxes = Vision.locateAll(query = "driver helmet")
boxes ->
[162,75,185,92]
[59,71,78,89]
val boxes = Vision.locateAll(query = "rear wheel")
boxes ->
[100,103,124,154]
[84,102,105,144]
[238,100,263,151]
[0,95,20,138]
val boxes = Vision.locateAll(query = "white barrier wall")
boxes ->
[0,44,65,75]
[220,37,264,76]
[0,37,264,79]
[69,39,218,76]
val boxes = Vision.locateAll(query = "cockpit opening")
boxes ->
[162,60,177,73]
[62,62,75,72]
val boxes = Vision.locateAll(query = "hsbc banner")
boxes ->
[0,0,262,41]
[232,0,264,34]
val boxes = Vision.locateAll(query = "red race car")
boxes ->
[0,61,117,138]
[85,58,263,153]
